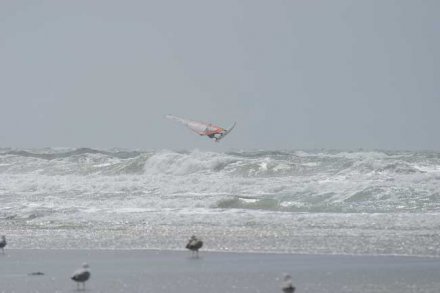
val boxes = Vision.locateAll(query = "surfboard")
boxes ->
[216,122,236,142]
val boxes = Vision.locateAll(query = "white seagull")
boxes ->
[281,274,295,293]
[71,263,91,291]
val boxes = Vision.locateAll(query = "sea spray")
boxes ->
[0,148,439,255]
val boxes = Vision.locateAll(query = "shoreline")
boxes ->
[1,249,439,293]
[5,247,440,259]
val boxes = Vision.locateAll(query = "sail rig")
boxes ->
[165,114,235,142]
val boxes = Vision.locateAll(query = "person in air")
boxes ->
[206,125,226,141]
[207,131,225,141]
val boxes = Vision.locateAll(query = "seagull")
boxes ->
[281,274,295,293]
[186,235,203,257]
[71,263,91,291]
[0,235,6,254]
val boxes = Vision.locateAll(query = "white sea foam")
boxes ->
[0,148,439,255]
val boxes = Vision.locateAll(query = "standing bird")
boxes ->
[0,235,6,254]
[71,263,91,291]
[186,235,203,257]
[281,274,295,293]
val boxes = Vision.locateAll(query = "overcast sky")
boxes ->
[0,0,439,151]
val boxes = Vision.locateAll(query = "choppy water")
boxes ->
[0,148,439,256]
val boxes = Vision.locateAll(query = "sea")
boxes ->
[0,148,439,257]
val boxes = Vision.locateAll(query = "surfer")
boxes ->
[166,115,235,142]
[207,133,223,141]
[206,126,227,141]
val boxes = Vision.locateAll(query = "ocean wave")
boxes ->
[1,148,437,176]
[5,147,140,160]
[1,148,440,255]
[0,148,439,213]
[142,150,238,175]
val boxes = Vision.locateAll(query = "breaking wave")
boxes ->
[1,148,440,255]
[0,148,439,214]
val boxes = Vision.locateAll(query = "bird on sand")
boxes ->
[71,263,91,291]
[281,274,295,293]
[186,235,203,257]
[0,235,6,254]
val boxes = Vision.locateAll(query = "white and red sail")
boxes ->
[165,114,235,142]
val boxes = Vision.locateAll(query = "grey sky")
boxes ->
[0,0,439,151]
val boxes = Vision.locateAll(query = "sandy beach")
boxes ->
[0,249,439,293]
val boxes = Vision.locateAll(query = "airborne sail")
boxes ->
[165,114,235,142]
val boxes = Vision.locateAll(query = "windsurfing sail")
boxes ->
[165,114,235,142]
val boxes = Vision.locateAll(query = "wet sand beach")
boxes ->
[1,249,439,293]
